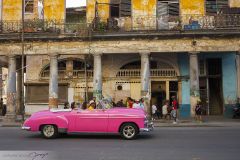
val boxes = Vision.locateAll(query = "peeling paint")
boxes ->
[180,0,205,25]
[229,0,240,8]
[87,0,110,23]
[132,0,157,30]
[2,0,22,21]
[44,0,65,21]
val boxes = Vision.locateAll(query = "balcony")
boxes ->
[0,19,90,40]
[0,14,240,40]
[92,14,240,38]
[116,69,178,78]
[40,70,93,80]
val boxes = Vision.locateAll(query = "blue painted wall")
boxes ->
[178,53,191,118]
[222,54,237,117]
[199,53,237,117]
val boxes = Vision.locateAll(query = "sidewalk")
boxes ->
[1,115,240,127]
[153,116,240,127]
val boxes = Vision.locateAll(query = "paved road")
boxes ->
[0,126,239,160]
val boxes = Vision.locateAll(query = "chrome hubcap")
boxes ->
[123,125,135,139]
[43,125,55,137]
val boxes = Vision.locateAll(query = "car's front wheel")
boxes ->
[120,123,138,140]
[41,125,58,139]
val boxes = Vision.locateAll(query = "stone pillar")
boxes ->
[0,67,2,99]
[166,81,170,100]
[3,56,17,123]
[16,69,22,115]
[49,54,58,109]
[236,52,240,99]
[140,52,151,116]
[189,52,200,116]
[93,53,102,102]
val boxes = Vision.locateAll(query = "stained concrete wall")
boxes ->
[132,0,156,30]
[44,0,65,21]
[2,0,22,21]
[178,53,191,118]
[87,0,110,23]
[229,0,240,8]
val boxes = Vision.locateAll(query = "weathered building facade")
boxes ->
[0,0,240,123]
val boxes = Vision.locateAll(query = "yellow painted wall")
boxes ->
[87,0,110,23]
[2,0,22,21]
[44,0,65,21]
[180,0,205,15]
[180,0,205,25]
[132,0,157,30]
[229,0,240,8]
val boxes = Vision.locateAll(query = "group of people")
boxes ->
[63,97,97,111]
[152,96,204,123]
[113,97,145,109]
[152,96,179,124]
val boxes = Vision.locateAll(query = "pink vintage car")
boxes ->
[22,100,153,140]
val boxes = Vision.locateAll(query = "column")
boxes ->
[140,52,151,116]
[189,52,200,116]
[93,53,102,102]
[3,55,17,123]
[166,81,170,100]
[16,69,22,115]
[236,52,240,99]
[0,67,2,99]
[49,54,58,109]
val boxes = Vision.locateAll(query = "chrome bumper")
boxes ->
[140,121,154,132]
[21,126,31,131]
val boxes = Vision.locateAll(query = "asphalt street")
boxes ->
[0,126,239,160]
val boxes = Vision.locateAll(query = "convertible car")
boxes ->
[22,100,153,140]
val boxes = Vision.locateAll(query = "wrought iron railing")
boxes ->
[0,14,240,37]
[92,14,240,32]
[116,69,177,77]
[40,70,93,79]
[0,19,90,36]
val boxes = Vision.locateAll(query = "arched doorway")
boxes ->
[116,59,179,109]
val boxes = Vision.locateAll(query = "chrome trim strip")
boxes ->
[21,126,31,130]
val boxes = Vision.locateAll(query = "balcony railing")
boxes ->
[0,14,240,38]
[0,19,90,37]
[93,14,240,32]
[40,70,93,79]
[116,69,177,77]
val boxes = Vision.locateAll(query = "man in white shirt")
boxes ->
[133,100,141,109]
[152,104,157,120]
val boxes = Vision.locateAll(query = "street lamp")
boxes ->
[21,0,25,121]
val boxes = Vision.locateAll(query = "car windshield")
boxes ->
[96,99,113,110]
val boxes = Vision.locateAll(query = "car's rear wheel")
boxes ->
[120,123,138,140]
[41,125,58,139]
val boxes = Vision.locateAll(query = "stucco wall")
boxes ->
[180,0,205,25]
[2,0,22,21]
[132,0,156,30]
[44,0,65,21]
[178,53,191,118]
[87,0,110,23]
[229,0,240,8]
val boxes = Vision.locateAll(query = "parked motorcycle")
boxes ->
[233,104,240,119]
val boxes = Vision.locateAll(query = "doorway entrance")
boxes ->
[151,81,166,108]
[207,58,223,115]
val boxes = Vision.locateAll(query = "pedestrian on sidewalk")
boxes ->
[171,96,179,124]
[152,104,158,120]
[162,100,170,119]
[195,100,203,122]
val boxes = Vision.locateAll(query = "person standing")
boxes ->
[0,98,3,116]
[152,104,158,120]
[195,101,203,122]
[162,100,169,119]
[133,100,141,109]
[171,96,178,124]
